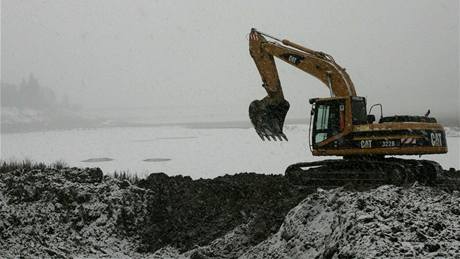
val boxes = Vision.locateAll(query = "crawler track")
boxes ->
[285,158,460,191]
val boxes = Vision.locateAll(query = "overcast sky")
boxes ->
[2,0,459,124]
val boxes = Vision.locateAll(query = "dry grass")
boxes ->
[113,170,140,184]
[1,159,142,184]
[0,159,69,174]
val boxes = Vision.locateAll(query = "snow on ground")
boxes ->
[1,125,459,178]
[241,185,460,258]
[3,167,460,258]
[150,184,460,258]
[0,167,145,258]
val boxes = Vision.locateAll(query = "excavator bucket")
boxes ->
[249,98,290,141]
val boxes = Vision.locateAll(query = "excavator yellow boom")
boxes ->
[249,28,355,98]
[248,28,357,140]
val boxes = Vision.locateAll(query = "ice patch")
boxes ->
[81,157,114,162]
[143,158,172,162]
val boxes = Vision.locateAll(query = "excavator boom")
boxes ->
[248,29,356,140]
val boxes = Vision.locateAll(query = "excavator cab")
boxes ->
[310,96,368,148]
[310,97,347,147]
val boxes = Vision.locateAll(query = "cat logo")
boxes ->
[280,54,304,65]
[430,133,442,147]
[288,55,299,64]
[360,140,372,148]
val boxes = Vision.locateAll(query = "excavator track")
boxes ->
[286,158,460,191]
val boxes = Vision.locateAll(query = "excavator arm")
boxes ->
[248,28,356,140]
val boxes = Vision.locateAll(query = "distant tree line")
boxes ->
[1,74,76,111]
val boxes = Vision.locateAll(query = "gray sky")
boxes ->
[2,0,459,123]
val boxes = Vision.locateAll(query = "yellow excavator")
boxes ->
[248,28,450,187]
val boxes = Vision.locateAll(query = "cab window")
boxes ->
[316,105,330,130]
[313,102,339,144]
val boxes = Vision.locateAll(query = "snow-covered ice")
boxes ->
[1,125,459,178]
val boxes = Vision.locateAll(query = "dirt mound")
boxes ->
[136,172,309,252]
[243,185,460,258]
[0,168,309,257]
[1,166,460,258]
[0,167,147,258]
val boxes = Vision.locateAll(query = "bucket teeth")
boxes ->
[255,130,288,142]
[256,130,266,141]
[280,133,288,141]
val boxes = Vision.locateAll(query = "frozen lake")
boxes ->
[1,125,459,179]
